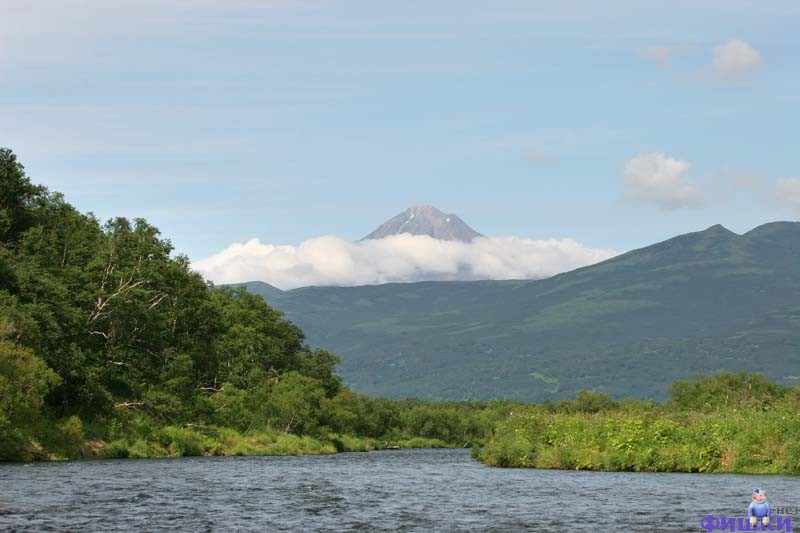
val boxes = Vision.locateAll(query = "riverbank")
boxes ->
[476,394,800,475]
[14,421,454,462]
[103,429,453,460]
[9,372,800,476]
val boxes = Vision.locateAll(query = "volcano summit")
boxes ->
[362,205,484,242]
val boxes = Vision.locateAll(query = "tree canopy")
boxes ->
[0,149,346,457]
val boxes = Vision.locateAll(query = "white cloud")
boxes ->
[712,39,761,81]
[623,152,703,210]
[773,178,800,216]
[641,46,673,68]
[193,234,619,289]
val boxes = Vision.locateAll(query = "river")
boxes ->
[1,449,798,531]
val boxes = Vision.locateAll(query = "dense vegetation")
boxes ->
[245,216,800,402]
[476,372,800,474]
[0,148,518,461]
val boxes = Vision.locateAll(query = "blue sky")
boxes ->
[2,1,798,276]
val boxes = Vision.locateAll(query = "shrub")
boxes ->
[159,426,208,457]
[104,439,130,459]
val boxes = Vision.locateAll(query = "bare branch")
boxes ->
[284,415,295,434]
[147,292,168,310]
[114,401,145,410]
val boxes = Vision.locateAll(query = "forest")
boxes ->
[0,147,513,461]
[1,147,798,475]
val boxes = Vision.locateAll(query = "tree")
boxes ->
[0,147,362,453]
[208,288,306,389]
[669,371,785,411]
[0,148,45,244]
[299,349,341,397]
[0,320,60,460]
[265,372,325,434]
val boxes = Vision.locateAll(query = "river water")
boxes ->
[1,449,798,532]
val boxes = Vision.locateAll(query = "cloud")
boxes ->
[623,152,703,210]
[640,43,698,69]
[524,148,557,164]
[772,178,800,216]
[641,46,673,68]
[712,39,761,81]
[193,234,619,289]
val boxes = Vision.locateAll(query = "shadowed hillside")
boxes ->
[239,222,800,401]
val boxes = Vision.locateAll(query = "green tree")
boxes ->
[669,371,784,411]
[0,148,45,244]
[265,372,326,434]
[0,320,60,459]
[299,349,341,397]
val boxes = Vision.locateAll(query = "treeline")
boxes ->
[477,372,800,474]
[0,148,514,460]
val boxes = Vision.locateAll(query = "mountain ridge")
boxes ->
[238,220,800,401]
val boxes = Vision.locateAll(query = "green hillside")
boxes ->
[241,222,800,401]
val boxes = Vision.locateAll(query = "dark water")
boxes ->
[1,449,798,532]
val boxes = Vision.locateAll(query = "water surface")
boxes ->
[1,449,797,531]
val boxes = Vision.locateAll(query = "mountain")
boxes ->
[362,205,484,242]
[236,281,284,300]
[243,221,800,402]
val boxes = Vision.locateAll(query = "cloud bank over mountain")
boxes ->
[194,234,619,289]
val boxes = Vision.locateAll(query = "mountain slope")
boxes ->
[256,222,800,401]
[362,205,483,242]
[235,280,284,301]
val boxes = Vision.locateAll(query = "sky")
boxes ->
[2,1,799,287]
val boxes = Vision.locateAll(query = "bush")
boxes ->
[127,439,167,459]
[159,426,208,457]
[477,380,800,474]
[104,439,130,459]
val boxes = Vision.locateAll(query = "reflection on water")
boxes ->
[1,449,798,531]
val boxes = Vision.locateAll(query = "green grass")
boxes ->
[69,427,455,460]
[477,401,800,474]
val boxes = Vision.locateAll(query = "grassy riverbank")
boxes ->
[476,373,800,474]
[4,401,498,462]
[14,414,460,461]
[95,427,450,461]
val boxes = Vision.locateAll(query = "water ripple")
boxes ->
[1,449,799,531]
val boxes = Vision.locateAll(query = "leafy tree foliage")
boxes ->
[669,371,786,411]
[0,148,45,244]
[0,148,503,461]
[0,320,60,459]
[0,149,349,458]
